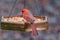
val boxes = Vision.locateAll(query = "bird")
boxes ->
[22,8,38,36]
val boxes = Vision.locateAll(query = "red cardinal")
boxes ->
[22,8,38,36]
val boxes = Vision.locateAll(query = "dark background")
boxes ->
[0,0,60,40]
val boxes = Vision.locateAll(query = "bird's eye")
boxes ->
[22,10,24,12]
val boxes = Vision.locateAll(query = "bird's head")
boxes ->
[22,8,28,14]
